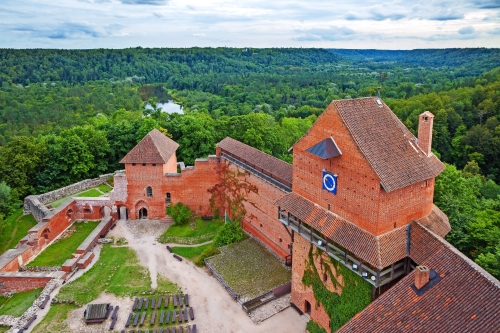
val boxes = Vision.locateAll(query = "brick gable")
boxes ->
[120,129,179,164]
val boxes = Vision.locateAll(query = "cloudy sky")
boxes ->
[1,0,499,49]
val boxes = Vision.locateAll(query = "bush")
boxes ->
[306,320,327,333]
[193,245,221,267]
[167,202,192,226]
[213,222,247,247]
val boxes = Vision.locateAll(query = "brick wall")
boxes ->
[292,102,435,236]
[291,235,337,333]
[0,276,53,293]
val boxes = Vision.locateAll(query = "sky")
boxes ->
[1,0,499,49]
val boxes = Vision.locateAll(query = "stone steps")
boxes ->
[160,216,173,223]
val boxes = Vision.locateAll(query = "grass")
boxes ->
[98,183,112,193]
[0,209,37,255]
[159,218,223,244]
[0,326,9,333]
[171,243,213,259]
[32,303,77,333]
[206,238,291,299]
[74,188,102,197]
[0,288,43,317]
[57,244,179,305]
[27,221,100,267]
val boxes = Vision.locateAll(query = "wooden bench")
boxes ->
[192,324,197,333]
[112,305,119,319]
[173,254,183,261]
[164,295,169,308]
[109,316,117,330]
[133,312,140,326]
[177,309,182,323]
[144,298,149,309]
[167,245,172,253]
[156,296,162,308]
[158,329,164,333]
[139,312,146,325]
[189,307,194,320]
[23,315,37,330]
[179,326,184,333]
[186,325,191,333]
[150,311,156,325]
[184,308,188,321]
[164,310,169,324]
[173,294,177,307]
[138,298,143,310]
[172,309,176,323]
[178,294,183,306]
[133,298,139,311]
[126,313,133,327]
[40,295,50,309]
[172,327,177,333]
[159,310,165,324]
[105,305,113,319]
[184,294,189,306]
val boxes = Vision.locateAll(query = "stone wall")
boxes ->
[23,172,120,222]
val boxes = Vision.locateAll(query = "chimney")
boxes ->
[414,265,430,290]
[418,111,434,156]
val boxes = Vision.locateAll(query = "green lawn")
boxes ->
[74,188,102,197]
[0,288,43,317]
[57,244,179,305]
[32,303,77,333]
[0,209,37,255]
[159,218,223,244]
[171,243,213,259]
[206,238,291,299]
[98,183,112,193]
[27,222,100,267]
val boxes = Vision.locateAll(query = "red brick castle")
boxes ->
[111,97,499,332]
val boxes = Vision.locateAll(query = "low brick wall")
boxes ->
[76,216,114,254]
[0,271,66,293]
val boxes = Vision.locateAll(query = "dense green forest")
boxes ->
[0,48,499,279]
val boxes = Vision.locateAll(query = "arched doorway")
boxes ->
[118,206,129,220]
[305,300,311,315]
[139,207,148,219]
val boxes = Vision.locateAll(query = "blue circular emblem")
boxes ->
[323,173,336,192]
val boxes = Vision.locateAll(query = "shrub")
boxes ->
[306,320,327,333]
[193,245,221,267]
[167,202,192,226]
[213,222,247,247]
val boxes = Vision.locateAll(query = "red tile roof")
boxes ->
[275,192,408,269]
[217,137,292,187]
[337,221,500,333]
[120,129,179,164]
[415,204,450,238]
[333,97,445,192]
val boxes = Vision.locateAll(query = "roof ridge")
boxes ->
[414,221,500,289]
[220,137,292,166]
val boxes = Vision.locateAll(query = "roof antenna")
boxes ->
[378,72,387,99]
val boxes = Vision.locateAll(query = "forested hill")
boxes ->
[0,48,342,85]
[329,48,500,76]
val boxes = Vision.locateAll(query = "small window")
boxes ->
[260,223,263,228]
[424,116,428,122]
[153,163,156,166]
[166,192,171,202]
[323,273,328,282]
[132,163,136,166]
[279,237,283,243]
[142,163,146,166]
[327,204,331,211]
[146,186,153,198]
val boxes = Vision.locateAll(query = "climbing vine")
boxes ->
[302,246,372,332]
[207,160,258,223]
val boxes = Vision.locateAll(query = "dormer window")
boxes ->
[146,186,153,198]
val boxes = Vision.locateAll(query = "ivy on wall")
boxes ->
[302,245,372,332]
[306,320,327,333]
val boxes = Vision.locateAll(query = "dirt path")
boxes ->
[107,219,307,333]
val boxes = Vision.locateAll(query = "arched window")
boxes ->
[146,186,153,198]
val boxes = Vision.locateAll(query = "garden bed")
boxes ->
[206,238,291,300]
[27,221,100,267]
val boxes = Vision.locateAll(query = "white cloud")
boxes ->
[0,0,498,48]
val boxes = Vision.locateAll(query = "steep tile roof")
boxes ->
[275,192,408,269]
[217,137,293,187]
[120,129,179,164]
[415,204,451,238]
[337,222,500,333]
[333,97,445,192]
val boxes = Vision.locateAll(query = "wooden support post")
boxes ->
[344,251,348,264]
[391,263,395,279]
[287,212,291,226]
